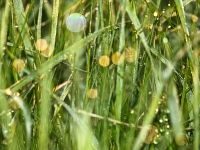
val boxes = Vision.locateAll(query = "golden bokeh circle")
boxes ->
[175,133,187,146]
[142,125,159,144]
[41,45,53,57]
[99,55,110,67]
[87,88,98,99]
[12,59,25,72]
[192,15,198,23]
[35,39,48,51]
[125,47,136,63]
[111,52,124,65]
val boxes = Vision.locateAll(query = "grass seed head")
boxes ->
[175,133,187,146]
[87,88,98,99]
[12,59,25,72]
[35,39,48,51]
[112,52,124,65]
[66,13,86,32]
[99,55,110,67]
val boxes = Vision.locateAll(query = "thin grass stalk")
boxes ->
[38,73,52,150]
[180,60,189,111]
[167,80,184,137]
[13,0,34,67]
[37,0,43,40]
[188,44,200,149]
[0,1,11,149]
[50,0,59,55]
[115,0,126,149]
[174,0,189,36]
[34,0,44,67]
[85,0,94,107]
[98,0,104,28]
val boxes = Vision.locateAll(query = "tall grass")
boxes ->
[0,0,199,149]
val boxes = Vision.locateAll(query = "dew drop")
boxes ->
[153,11,158,17]
[163,37,168,43]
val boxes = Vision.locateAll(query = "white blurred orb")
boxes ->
[66,13,86,32]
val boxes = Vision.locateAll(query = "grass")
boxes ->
[0,0,199,149]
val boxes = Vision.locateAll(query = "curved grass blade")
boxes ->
[174,0,189,36]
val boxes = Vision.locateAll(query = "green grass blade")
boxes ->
[167,80,184,136]
[0,1,11,149]
[0,1,10,59]
[115,0,126,149]
[50,0,60,55]
[13,0,33,51]
[36,0,44,39]
[38,74,52,150]
[13,0,34,68]
[126,1,150,51]
[174,0,189,36]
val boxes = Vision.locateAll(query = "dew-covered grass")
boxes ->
[0,0,199,150]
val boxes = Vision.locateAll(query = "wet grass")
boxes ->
[0,0,199,150]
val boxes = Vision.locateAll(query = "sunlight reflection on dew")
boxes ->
[66,13,86,32]
[163,37,168,43]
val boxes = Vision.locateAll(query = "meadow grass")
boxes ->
[0,0,199,150]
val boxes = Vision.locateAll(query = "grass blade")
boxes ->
[50,0,60,55]
[115,0,126,149]
[174,0,189,36]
